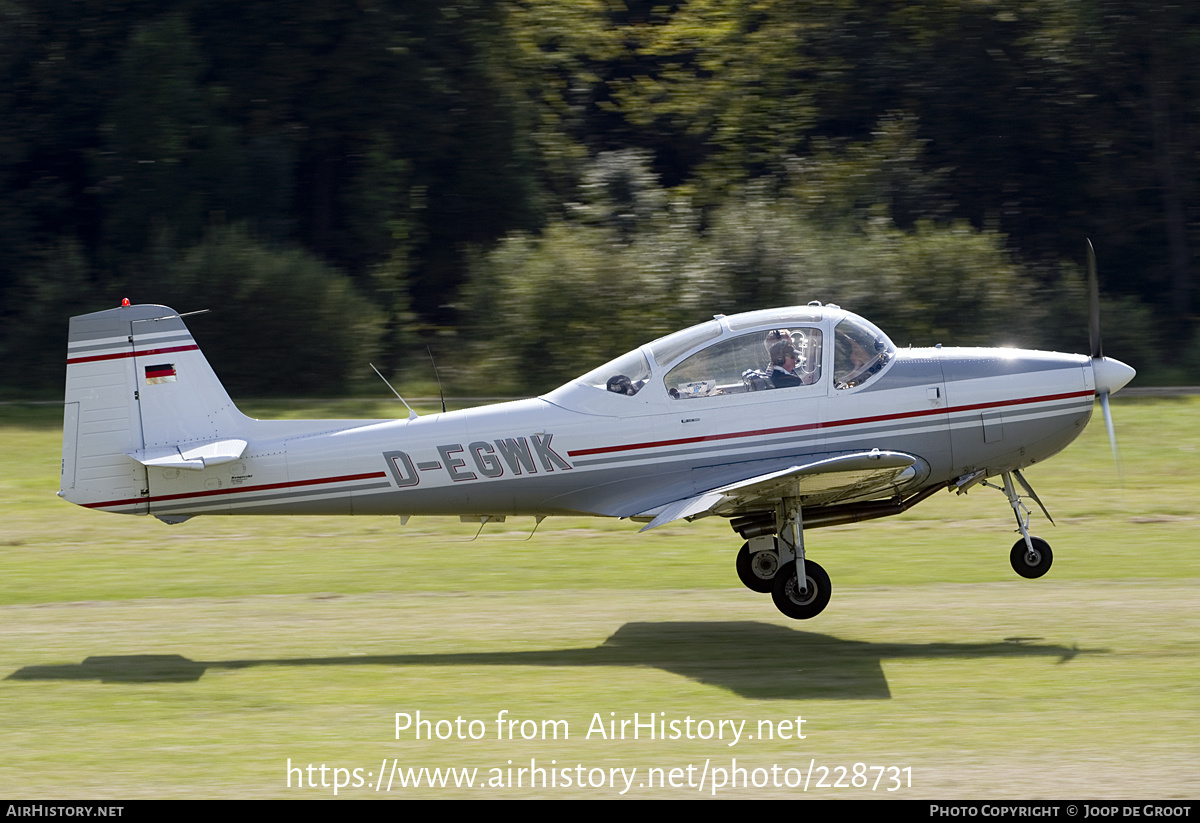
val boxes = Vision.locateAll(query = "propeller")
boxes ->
[1086,240,1136,478]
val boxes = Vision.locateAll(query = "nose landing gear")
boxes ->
[1010,536,1053,579]
[985,470,1054,579]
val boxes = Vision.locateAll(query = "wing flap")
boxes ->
[637,450,922,531]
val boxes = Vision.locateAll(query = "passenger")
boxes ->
[606,374,640,396]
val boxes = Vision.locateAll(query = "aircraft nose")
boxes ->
[1092,356,1136,396]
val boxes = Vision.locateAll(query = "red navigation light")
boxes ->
[121,298,130,307]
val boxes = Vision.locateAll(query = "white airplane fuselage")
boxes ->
[60,302,1135,620]
[61,304,1118,526]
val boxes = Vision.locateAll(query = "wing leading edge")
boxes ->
[636,450,925,531]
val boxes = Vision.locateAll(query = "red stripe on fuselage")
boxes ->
[566,390,1093,458]
[84,470,388,510]
[67,344,200,365]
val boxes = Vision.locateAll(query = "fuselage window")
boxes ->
[577,349,653,396]
[665,328,823,399]
[833,317,894,389]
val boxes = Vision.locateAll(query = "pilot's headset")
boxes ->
[769,341,798,367]
[765,329,790,360]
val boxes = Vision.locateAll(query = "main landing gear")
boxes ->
[983,469,1054,579]
[736,537,779,593]
[733,468,1055,618]
[732,498,831,620]
[772,559,831,620]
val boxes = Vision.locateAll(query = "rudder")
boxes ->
[61,303,250,513]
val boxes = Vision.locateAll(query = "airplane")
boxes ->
[58,252,1134,621]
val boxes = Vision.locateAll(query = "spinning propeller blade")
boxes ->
[1099,391,1122,481]
[1087,239,1102,359]
[1086,240,1135,480]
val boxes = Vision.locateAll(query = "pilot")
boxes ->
[765,328,791,359]
[761,329,794,381]
[768,341,803,388]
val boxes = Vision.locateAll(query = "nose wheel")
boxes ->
[982,470,1057,580]
[1010,537,1052,579]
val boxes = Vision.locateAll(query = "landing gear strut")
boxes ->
[733,496,832,619]
[987,470,1054,579]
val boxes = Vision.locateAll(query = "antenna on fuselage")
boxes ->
[525,515,547,541]
[427,346,447,414]
[370,362,418,420]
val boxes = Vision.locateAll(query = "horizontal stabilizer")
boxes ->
[127,439,248,470]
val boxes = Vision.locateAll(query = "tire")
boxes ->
[736,541,779,593]
[771,559,831,619]
[1010,537,1053,579]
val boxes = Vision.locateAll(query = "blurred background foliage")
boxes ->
[0,0,1194,396]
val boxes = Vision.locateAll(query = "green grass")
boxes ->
[1,397,1197,798]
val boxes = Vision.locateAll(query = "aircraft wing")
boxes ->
[636,450,923,531]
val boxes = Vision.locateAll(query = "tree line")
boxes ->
[1,0,1196,396]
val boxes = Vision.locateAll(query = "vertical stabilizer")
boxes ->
[61,303,250,513]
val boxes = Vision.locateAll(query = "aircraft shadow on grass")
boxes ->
[6,621,1101,699]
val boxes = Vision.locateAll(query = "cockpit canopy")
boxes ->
[570,305,895,403]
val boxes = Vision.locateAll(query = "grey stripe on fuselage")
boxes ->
[940,354,1081,382]
[149,480,395,515]
[68,308,187,343]
[855,350,1074,394]
[572,393,1086,470]
[852,353,943,391]
[68,331,195,356]
[945,399,1092,429]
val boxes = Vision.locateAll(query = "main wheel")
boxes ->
[1010,537,1053,579]
[771,560,831,619]
[736,540,779,593]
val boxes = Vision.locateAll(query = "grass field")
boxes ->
[1,397,1198,798]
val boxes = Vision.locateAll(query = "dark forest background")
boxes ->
[2,0,1197,397]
